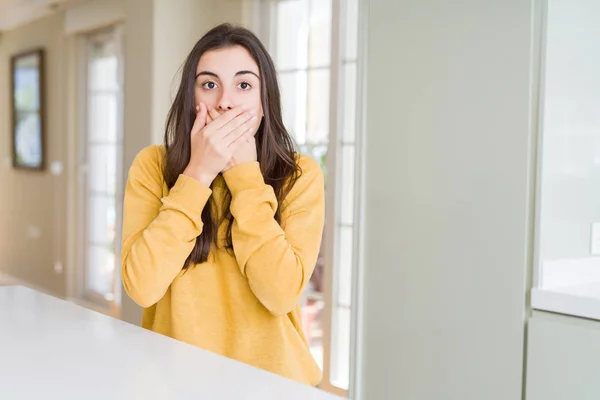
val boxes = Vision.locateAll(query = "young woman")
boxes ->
[120,23,325,387]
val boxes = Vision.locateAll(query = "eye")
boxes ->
[238,81,252,90]
[202,81,218,90]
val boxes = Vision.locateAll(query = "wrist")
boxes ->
[183,167,215,187]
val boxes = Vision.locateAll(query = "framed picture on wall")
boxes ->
[10,48,45,171]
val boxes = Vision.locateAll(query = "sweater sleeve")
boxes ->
[120,145,212,308]
[222,155,325,316]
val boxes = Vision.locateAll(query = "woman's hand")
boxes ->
[183,103,257,186]
[207,106,258,172]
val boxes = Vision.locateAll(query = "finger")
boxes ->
[209,106,246,130]
[190,103,207,136]
[226,123,256,148]
[229,131,255,151]
[221,112,257,139]
[207,106,222,122]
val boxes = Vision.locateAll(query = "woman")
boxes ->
[120,23,324,387]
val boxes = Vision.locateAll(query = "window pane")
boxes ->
[341,145,355,225]
[308,0,332,68]
[89,41,118,91]
[338,226,353,307]
[302,296,325,371]
[342,63,357,143]
[309,144,328,175]
[13,53,40,111]
[86,244,115,298]
[280,71,308,144]
[344,0,359,61]
[276,0,308,70]
[88,93,117,143]
[330,306,351,390]
[89,144,117,195]
[88,195,116,245]
[14,111,42,168]
[307,69,330,145]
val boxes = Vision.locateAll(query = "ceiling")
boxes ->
[0,0,74,32]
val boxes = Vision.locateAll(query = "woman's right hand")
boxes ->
[183,103,257,187]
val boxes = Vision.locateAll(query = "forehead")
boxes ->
[196,45,259,76]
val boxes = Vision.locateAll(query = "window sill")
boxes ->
[532,257,600,321]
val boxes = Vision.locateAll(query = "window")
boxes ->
[258,0,362,396]
[531,0,600,321]
[77,27,124,316]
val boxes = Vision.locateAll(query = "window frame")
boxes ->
[256,0,365,396]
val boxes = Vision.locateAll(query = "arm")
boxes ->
[222,155,325,316]
[120,145,212,308]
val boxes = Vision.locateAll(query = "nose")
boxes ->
[217,89,234,111]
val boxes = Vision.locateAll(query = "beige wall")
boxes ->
[151,0,245,145]
[0,0,249,323]
[0,12,68,297]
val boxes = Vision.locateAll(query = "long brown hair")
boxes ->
[163,23,301,268]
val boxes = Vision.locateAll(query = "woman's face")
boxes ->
[194,45,263,131]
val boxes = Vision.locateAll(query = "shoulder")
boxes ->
[128,144,166,184]
[285,153,325,204]
[295,153,324,183]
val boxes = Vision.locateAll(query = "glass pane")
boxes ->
[89,40,118,91]
[88,195,116,244]
[338,226,353,307]
[309,144,328,176]
[14,111,43,168]
[331,306,351,390]
[280,71,308,144]
[308,0,332,68]
[343,63,357,143]
[13,53,40,112]
[89,144,117,195]
[341,145,355,225]
[302,296,325,371]
[276,0,308,70]
[86,244,115,298]
[88,93,118,143]
[344,0,359,61]
[306,69,330,145]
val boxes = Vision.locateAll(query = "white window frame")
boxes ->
[256,0,365,397]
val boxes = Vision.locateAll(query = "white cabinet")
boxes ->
[526,311,600,400]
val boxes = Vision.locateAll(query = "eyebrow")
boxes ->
[195,70,260,79]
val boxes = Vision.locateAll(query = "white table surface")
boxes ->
[0,285,343,400]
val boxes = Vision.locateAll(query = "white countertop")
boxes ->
[532,283,600,320]
[0,285,343,400]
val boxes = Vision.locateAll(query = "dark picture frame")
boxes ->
[10,48,45,171]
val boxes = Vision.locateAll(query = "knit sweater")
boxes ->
[120,145,325,386]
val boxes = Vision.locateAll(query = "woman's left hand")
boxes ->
[207,106,258,172]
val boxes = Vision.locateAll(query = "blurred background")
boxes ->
[2,1,600,399]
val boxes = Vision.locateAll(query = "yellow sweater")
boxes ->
[120,145,325,386]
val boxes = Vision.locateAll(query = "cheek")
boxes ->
[250,92,263,117]
[252,97,263,133]
[194,88,217,108]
